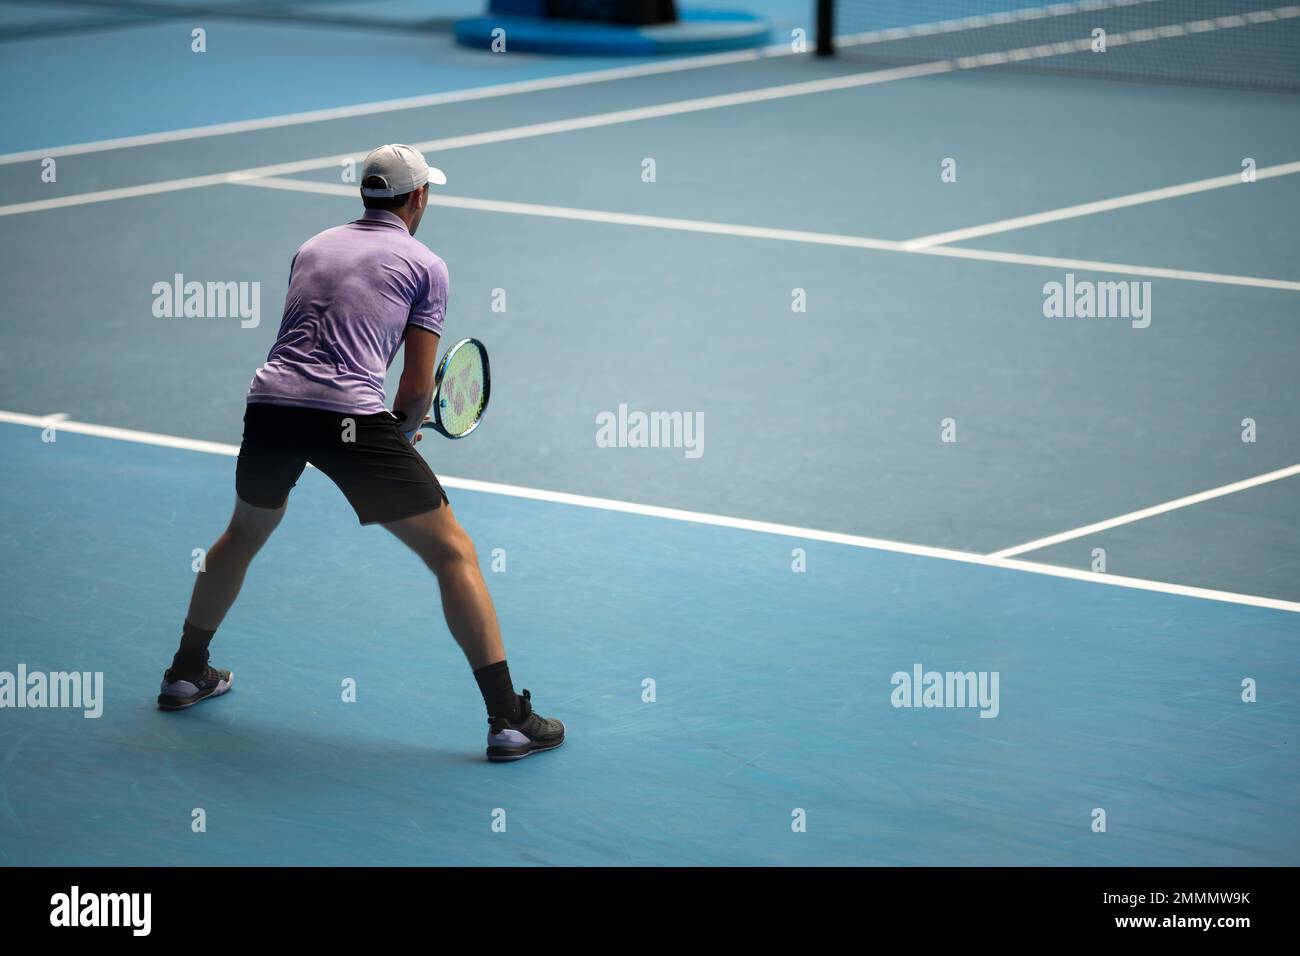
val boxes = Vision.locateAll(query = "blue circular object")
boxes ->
[453,9,772,56]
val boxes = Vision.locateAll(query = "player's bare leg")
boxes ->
[159,497,284,710]
[383,504,564,761]
[382,503,503,669]
[186,497,287,631]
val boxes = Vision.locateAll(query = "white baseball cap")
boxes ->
[359,144,446,197]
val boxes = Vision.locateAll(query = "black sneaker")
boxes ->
[158,664,233,711]
[486,689,564,762]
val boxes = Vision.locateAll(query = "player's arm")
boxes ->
[394,324,440,442]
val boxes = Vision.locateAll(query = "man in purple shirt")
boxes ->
[158,145,563,762]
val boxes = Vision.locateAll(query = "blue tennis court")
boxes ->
[0,0,1297,867]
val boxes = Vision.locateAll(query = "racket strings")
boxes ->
[438,346,487,436]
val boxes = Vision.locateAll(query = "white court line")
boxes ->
[0,45,793,166]
[237,175,903,250]
[904,161,1300,250]
[837,0,1168,47]
[1,411,245,457]
[2,0,1282,166]
[0,170,246,218]
[4,5,1296,232]
[1,408,1298,614]
[0,60,955,219]
[990,462,1300,558]
[912,244,1300,292]
[236,175,1300,292]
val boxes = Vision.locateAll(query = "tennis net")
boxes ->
[815,1,1300,90]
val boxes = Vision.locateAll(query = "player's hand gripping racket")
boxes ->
[419,337,491,439]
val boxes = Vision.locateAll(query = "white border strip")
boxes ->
[990,461,1300,557]
[0,170,241,217]
[237,175,903,250]
[4,2,1296,172]
[0,45,790,166]
[837,0,1164,47]
[0,60,955,219]
[6,3,1299,271]
[912,243,1300,292]
[234,175,1300,292]
[904,161,1300,250]
[2,409,1297,614]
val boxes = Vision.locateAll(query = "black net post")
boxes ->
[816,0,833,55]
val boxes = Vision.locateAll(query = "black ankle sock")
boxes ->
[171,621,216,677]
[473,660,521,721]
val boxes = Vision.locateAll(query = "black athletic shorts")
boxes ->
[235,402,448,524]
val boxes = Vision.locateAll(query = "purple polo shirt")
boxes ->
[247,209,448,415]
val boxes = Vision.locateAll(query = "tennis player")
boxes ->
[157,144,564,762]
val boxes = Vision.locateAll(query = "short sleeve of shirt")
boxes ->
[409,255,449,336]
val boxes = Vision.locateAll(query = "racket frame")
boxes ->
[423,336,491,439]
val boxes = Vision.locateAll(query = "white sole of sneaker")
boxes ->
[487,738,564,762]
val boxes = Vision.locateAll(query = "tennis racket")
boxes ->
[420,337,491,439]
